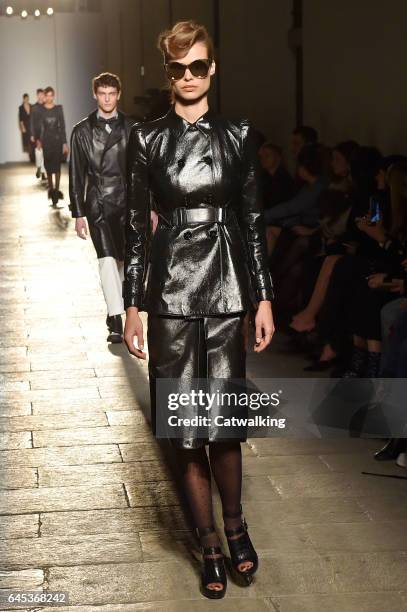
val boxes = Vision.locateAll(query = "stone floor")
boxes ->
[1,163,407,612]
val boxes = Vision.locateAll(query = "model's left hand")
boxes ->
[254,301,275,352]
[63,143,69,156]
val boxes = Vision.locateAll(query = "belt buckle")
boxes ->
[192,207,213,224]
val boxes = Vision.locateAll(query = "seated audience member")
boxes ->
[305,147,387,368]
[330,140,359,192]
[259,142,296,212]
[341,161,407,377]
[374,293,407,469]
[264,143,329,236]
[291,125,319,160]
[290,190,353,337]
[291,125,319,191]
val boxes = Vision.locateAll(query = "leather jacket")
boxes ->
[69,110,136,259]
[123,106,274,315]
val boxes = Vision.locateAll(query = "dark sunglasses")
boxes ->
[164,59,212,81]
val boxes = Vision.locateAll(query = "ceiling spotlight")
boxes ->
[21,10,28,18]
[34,9,41,17]
[6,6,13,15]
[47,7,54,15]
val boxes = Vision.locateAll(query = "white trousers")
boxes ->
[35,147,45,173]
[98,257,124,316]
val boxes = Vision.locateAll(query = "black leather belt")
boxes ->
[88,175,124,187]
[171,206,228,226]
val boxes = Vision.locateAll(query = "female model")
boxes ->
[38,86,68,207]
[124,20,274,599]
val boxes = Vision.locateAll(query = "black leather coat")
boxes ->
[123,106,274,315]
[69,110,136,260]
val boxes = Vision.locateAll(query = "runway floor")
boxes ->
[1,163,407,611]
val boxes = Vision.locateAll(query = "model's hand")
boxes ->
[30,136,35,144]
[254,301,275,352]
[124,308,146,359]
[63,143,69,156]
[75,217,88,239]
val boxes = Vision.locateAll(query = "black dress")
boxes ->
[124,106,274,448]
[39,105,67,174]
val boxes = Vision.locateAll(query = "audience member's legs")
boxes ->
[380,298,405,371]
[266,225,282,256]
[291,254,343,332]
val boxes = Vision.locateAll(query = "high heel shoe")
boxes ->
[374,438,404,461]
[223,504,258,585]
[196,526,227,599]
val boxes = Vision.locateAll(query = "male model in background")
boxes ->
[69,72,136,343]
[30,88,46,182]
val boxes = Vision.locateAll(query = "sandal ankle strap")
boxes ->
[222,504,243,519]
[196,525,216,538]
[224,522,247,537]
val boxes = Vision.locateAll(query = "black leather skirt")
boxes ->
[147,312,248,449]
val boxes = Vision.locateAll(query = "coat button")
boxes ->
[208,229,218,238]
[184,230,192,240]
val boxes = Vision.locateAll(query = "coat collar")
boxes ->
[88,109,125,129]
[166,104,215,138]
[89,109,125,151]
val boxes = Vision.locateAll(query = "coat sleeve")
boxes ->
[238,120,274,302]
[68,126,88,218]
[59,106,67,144]
[30,106,38,140]
[123,125,151,309]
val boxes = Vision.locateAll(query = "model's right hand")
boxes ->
[75,217,88,239]
[124,308,146,359]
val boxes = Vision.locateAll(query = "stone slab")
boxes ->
[0,445,122,467]
[0,432,32,450]
[267,592,407,612]
[0,413,108,432]
[0,467,37,489]
[0,513,40,539]
[40,506,189,537]
[267,472,407,499]
[0,484,127,514]
[0,532,142,569]
[33,427,149,448]
[38,460,172,487]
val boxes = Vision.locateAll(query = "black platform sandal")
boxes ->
[223,505,258,585]
[196,526,227,599]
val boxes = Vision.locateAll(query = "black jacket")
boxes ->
[123,106,274,315]
[69,110,136,259]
